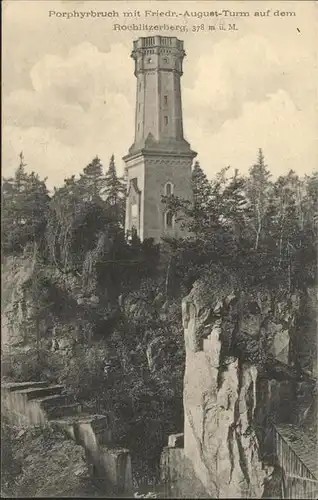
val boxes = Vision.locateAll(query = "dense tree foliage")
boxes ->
[2,153,50,255]
[2,149,317,490]
[2,153,160,344]
[103,154,126,226]
[163,149,317,293]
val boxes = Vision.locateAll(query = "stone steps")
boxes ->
[2,381,49,392]
[34,393,76,409]
[51,413,112,447]
[15,385,64,401]
[2,382,65,425]
[96,445,132,491]
[47,403,82,419]
[2,380,133,494]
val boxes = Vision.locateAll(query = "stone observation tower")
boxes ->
[123,36,197,242]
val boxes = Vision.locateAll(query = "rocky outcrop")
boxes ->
[182,285,267,498]
[291,286,317,377]
[178,273,317,498]
[1,254,39,348]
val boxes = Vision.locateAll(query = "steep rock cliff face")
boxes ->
[182,284,266,498]
[1,254,38,348]
[181,273,317,498]
[1,252,89,354]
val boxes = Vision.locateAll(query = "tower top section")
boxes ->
[131,36,186,77]
[124,36,196,160]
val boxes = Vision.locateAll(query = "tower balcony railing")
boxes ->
[133,36,184,51]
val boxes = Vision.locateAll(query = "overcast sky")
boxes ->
[3,0,317,189]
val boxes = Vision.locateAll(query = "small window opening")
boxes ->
[164,95,168,105]
[165,182,174,196]
[166,211,174,229]
[164,116,168,126]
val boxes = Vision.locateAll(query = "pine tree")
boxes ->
[2,152,50,254]
[291,171,317,286]
[244,149,273,250]
[78,156,105,201]
[188,161,213,237]
[46,174,84,272]
[191,161,211,210]
[271,171,300,264]
[219,168,247,239]
[103,154,126,226]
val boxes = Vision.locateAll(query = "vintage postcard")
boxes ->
[2,0,317,498]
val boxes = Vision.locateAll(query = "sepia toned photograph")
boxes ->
[1,0,317,498]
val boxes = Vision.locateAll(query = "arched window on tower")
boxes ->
[165,210,174,229]
[165,182,174,196]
